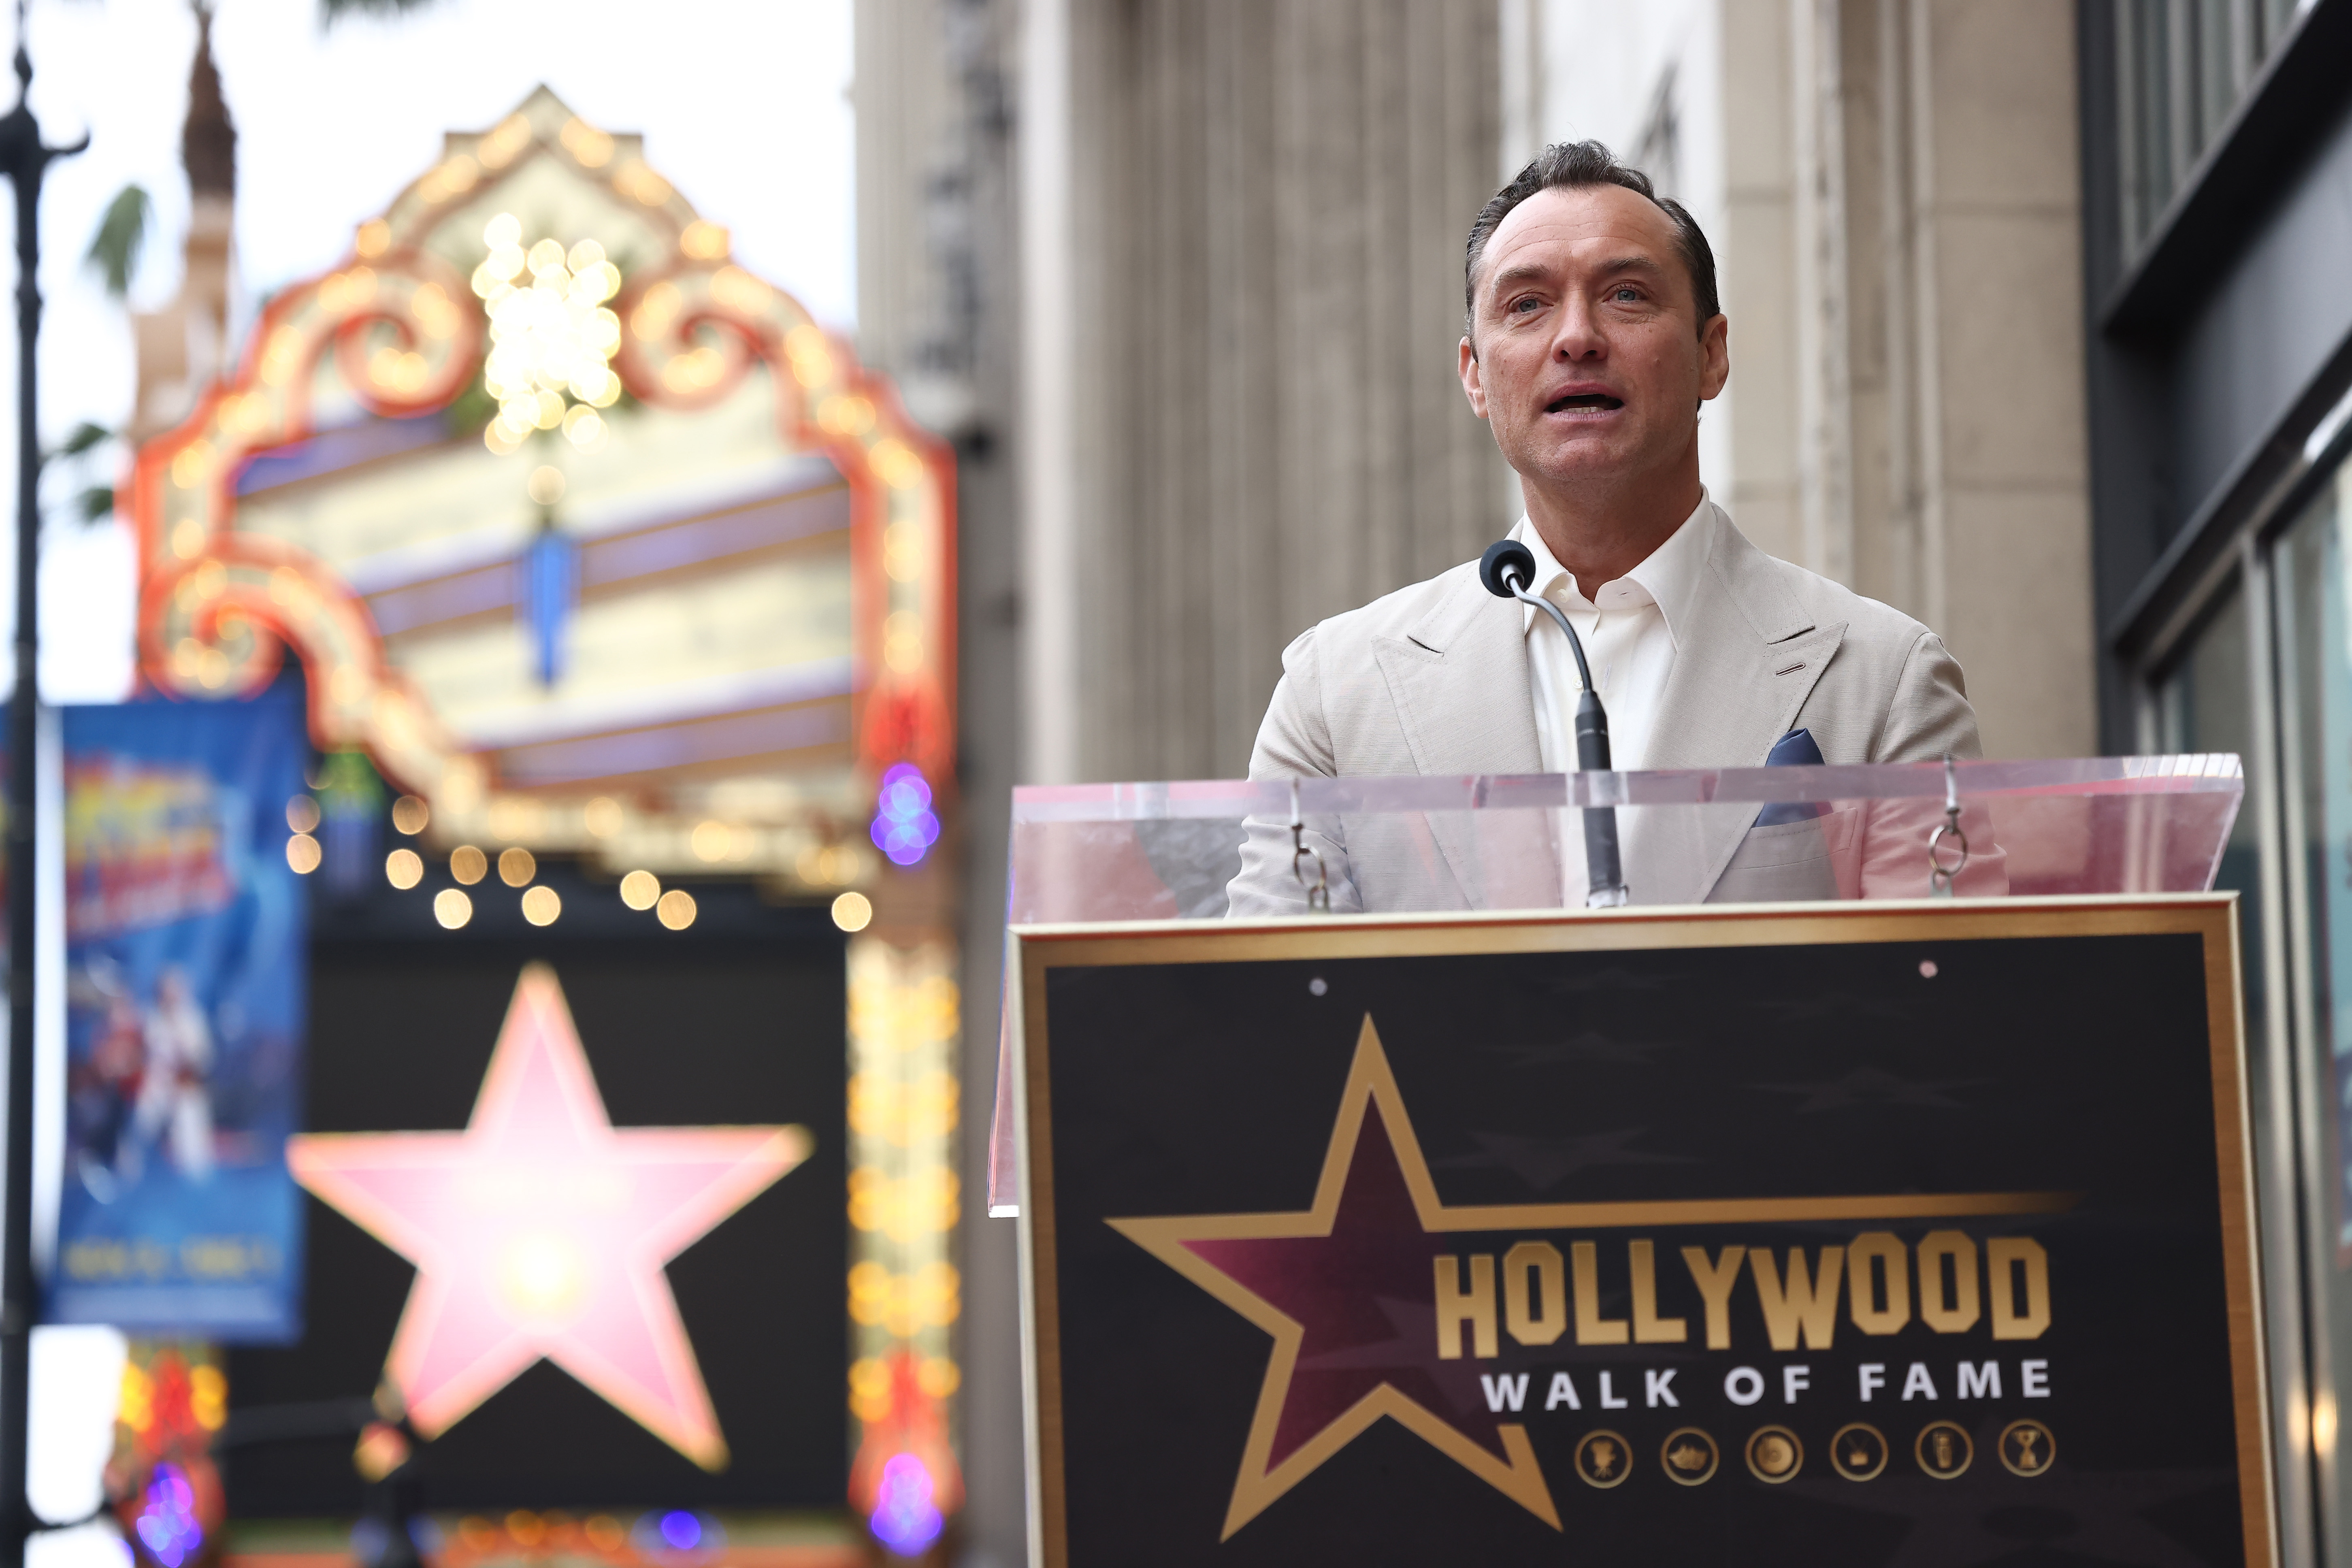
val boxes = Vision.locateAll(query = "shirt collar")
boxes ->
[1511,492,1716,650]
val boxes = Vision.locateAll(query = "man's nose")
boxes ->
[1552,296,1606,360]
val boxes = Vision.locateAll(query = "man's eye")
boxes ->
[1612,286,1643,302]
[1510,296,1540,314]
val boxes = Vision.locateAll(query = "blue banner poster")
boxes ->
[46,687,309,1340]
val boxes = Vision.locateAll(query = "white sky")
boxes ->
[0,0,857,702]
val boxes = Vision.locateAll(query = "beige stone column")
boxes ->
[1716,0,1804,567]
[1759,0,2096,758]
[1793,0,1858,588]
[1051,0,1510,783]
[1902,0,2094,760]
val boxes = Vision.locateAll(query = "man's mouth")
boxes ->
[1545,392,1624,413]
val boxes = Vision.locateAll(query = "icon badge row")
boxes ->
[1570,1419,2054,1488]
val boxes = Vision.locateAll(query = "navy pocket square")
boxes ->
[1756,728,1827,825]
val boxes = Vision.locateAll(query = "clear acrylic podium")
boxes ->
[990,755,2245,1213]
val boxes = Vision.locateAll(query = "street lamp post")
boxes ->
[0,25,82,1566]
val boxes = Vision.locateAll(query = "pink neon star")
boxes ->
[287,962,810,1469]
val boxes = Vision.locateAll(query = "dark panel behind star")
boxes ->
[226,935,848,1515]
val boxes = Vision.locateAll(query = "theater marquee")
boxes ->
[1009,897,2270,1566]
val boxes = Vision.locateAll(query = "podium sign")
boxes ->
[1009,896,2269,1566]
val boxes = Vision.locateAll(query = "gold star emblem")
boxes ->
[1109,1019,1559,1535]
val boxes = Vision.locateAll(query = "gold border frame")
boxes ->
[1009,894,2271,1568]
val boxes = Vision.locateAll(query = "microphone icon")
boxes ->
[1480,539,1629,908]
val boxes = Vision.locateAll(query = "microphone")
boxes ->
[1479,539,1629,908]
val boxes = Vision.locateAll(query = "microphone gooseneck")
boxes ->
[1478,539,1630,908]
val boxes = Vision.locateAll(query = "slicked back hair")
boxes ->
[1464,141,1720,343]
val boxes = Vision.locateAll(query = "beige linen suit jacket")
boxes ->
[1226,503,1993,914]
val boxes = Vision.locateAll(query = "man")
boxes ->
[132,965,216,1183]
[1228,142,1988,914]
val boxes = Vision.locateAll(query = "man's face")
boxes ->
[1458,184,1728,493]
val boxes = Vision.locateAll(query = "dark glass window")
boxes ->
[2276,458,2352,1528]
[2116,0,2301,251]
[2158,579,2266,1036]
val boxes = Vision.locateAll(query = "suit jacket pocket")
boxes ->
[1726,806,1858,867]
[1703,806,1860,904]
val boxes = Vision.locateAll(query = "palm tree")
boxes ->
[84,181,150,298]
[64,178,152,520]
[72,0,447,509]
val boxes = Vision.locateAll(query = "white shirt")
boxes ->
[1519,494,1716,901]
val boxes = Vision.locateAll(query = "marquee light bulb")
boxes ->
[584,797,623,837]
[869,1454,943,1556]
[475,214,625,455]
[870,763,941,867]
[136,1464,205,1568]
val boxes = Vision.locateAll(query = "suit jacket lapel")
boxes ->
[1631,515,1845,903]
[1371,571,1559,904]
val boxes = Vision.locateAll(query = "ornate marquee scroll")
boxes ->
[132,253,484,801]
[609,252,955,785]
[130,89,957,828]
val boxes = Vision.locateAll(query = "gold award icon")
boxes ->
[1999,1419,2056,1477]
[1660,1428,1719,1486]
[1574,1430,1633,1489]
[1916,1420,1974,1479]
[1830,1422,1889,1481]
[1745,1425,1804,1483]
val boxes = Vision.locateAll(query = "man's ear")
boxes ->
[1458,336,1489,420]
[1698,313,1730,401]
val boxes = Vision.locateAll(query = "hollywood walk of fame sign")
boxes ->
[287,963,809,1468]
[1008,897,2274,1566]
